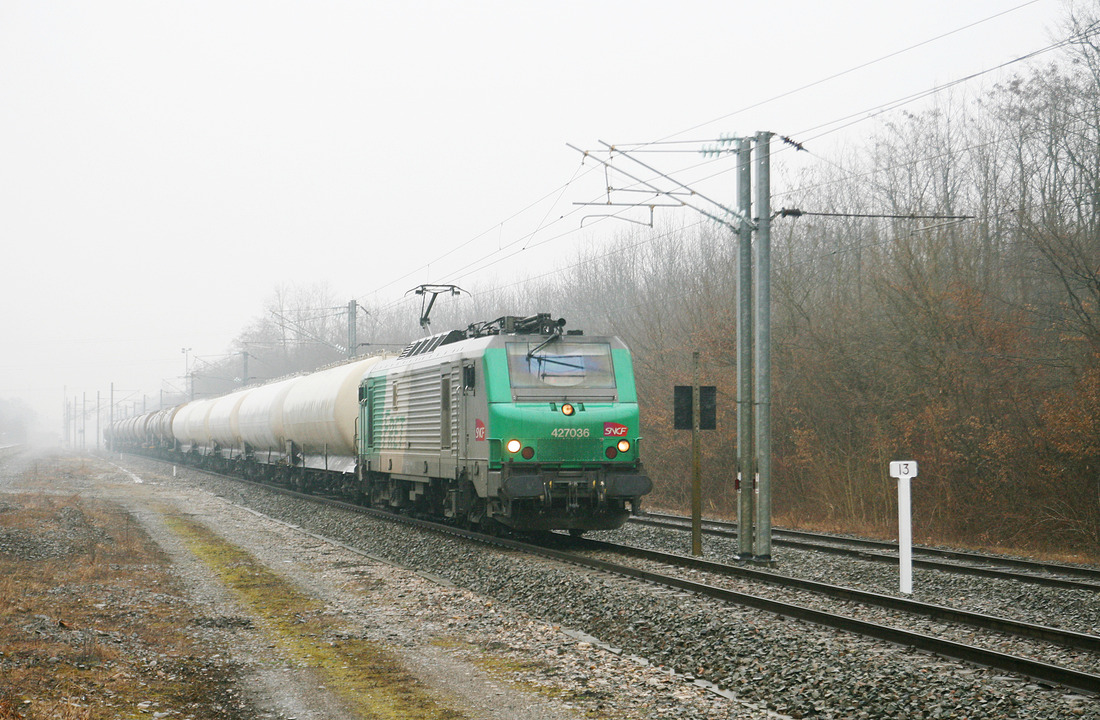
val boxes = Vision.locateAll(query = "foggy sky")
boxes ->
[0,0,1058,436]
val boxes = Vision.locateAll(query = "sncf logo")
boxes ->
[604,422,629,437]
[475,419,487,441]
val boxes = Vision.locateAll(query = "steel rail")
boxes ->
[572,536,1100,653]
[631,515,1100,592]
[640,511,1100,582]
[0,445,25,459]
[121,454,1100,696]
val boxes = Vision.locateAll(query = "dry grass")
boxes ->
[0,461,254,720]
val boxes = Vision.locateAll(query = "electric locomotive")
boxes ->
[359,314,652,532]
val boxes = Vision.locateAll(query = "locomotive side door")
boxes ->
[460,358,488,497]
[460,360,476,461]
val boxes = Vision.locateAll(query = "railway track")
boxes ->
[631,512,1100,592]
[0,444,24,460]
[570,535,1100,654]
[124,455,1100,698]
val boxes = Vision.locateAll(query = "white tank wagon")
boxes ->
[133,415,151,444]
[121,415,148,444]
[172,398,218,451]
[105,412,154,447]
[104,356,388,475]
[115,416,132,443]
[115,417,132,443]
[147,406,181,444]
[135,415,151,442]
[144,410,164,443]
[281,356,385,473]
[161,405,182,442]
[237,375,302,460]
[206,388,252,454]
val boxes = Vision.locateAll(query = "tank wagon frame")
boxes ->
[108,314,652,533]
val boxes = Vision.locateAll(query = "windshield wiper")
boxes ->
[526,332,561,360]
[533,356,584,374]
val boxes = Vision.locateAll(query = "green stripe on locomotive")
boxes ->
[483,347,641,470]
[358,375,399,455]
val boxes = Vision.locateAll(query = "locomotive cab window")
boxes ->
[506,342,616,389]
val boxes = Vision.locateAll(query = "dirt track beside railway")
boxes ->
[0,451,749,720]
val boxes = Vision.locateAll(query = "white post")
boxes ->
[889,461,918,595]
[897,476,912,594]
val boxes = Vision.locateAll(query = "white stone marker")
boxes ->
[889,461,918,595]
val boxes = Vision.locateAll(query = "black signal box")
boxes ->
[674,385,716,430]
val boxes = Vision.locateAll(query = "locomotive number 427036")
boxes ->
[551,427,590,438]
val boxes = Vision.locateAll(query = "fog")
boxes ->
[0,0,1057,439]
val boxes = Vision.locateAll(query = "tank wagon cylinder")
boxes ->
[152,405,182,443]
[281,356,385,457]
[168,404,189,443]
[207,389,251,450]
[237,375,301,454]
[170,403,195,446]
[146,410,165,443]
[172,398,217,449]
[128,416,148,444]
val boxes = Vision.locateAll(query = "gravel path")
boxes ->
[3,449,765,719]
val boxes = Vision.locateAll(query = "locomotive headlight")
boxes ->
[617,439,631,453]
[506,439,522,454]
[561,403,575,416]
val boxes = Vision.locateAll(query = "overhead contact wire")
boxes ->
[628,0,1045,148]
[368,2,1067,309]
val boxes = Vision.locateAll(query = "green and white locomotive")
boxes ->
[359,314,652,532]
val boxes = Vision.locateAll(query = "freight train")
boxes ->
[107,314,652,533]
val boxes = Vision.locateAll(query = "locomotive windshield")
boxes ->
[506,342,616,389]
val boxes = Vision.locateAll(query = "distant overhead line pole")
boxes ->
[348,300,358,360]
